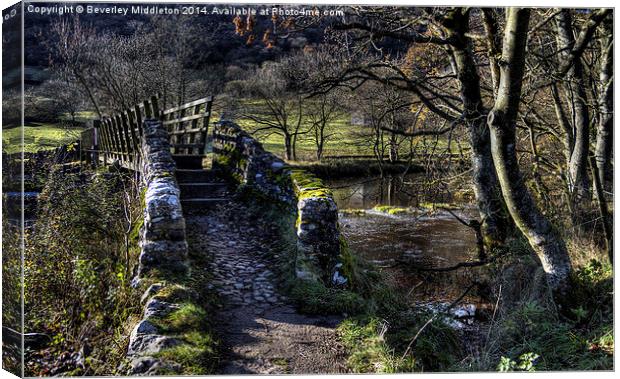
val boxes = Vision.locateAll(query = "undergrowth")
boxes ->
[24,165,143,376]
[462,235,614,372]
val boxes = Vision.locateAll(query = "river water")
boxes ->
[325,174,483,303]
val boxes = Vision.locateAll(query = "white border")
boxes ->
[1,1,617,379]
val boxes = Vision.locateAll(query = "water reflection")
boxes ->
[326,174,456,210]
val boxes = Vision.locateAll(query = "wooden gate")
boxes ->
[80,95,214,171]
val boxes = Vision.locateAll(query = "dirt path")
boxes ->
[185,202,348,374]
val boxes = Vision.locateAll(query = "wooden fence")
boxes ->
[81,95,213,171]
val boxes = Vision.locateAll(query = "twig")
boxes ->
[486,284,502,341]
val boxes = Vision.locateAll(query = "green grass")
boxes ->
[2,123,84,154]
[288,279,366,315]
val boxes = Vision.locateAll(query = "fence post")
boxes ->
[93,119,101,166]
[150,95,160,120]
[203,96,213,155]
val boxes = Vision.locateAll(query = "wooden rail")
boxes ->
[80,95,214,171]
[163,96,212,155]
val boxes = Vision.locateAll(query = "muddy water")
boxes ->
[325,174,483,303]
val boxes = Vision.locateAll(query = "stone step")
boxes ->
[179,183,230,199]
[173,154,205,169]
[175,169,219,183]
[181,198,229,212]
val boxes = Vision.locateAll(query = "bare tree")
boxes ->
[227,61,308,161]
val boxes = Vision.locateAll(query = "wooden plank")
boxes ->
[162,112,210,125]
[121,112,134,161]
[189,103,201,154]
[203,98,213,154]
[178,105,187,154]
[134,105,143,137]
[150,95,160,119]
[99,121,111,161]
[143,99,153,119]
[168,127,207,135]
[104,120,115,160]
[114,114,128,163]
[127,110,141,161]
[162,96,212,115]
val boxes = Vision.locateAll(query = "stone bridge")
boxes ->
[80,96,346,374]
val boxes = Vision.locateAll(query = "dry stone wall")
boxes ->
[137,119,188,277]
[213,120,345,285]
[124,119,191,375]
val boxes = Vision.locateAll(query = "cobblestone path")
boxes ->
[186,202,348,374]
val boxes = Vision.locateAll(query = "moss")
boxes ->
[154,331,219,375]
[290,169,333,200]
[340,209,367,216]
[270,358,290,373]
[372,205,412,215]
[418,202,459,211]
[149,299,219,374]
[152,171,174,179]
[152,284,197,304]
[337,317,416,373]
[151,303,207,333]
[129,187,147,244]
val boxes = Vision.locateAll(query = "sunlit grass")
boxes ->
[2,123,84,154]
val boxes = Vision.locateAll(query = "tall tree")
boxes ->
[595,17,613,192]
[554,10,592,202]
[487,8,572,294]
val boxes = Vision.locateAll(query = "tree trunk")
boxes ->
[595,19,613,192]
[444,9,509,245]
[589,155,613,265]
[389,133,398,162]
[487,8,572,295]
[316,130,324,161]
[555,10,591,202]
[284,133,293,160]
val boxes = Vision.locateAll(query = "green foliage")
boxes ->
[337,312,461,373]
[337,318,415,373]
[153,303,207,333]
[497,353,540,372]
[24,167,142,375]
[479,262,613,372]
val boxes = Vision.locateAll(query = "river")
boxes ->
[325,174,485,305]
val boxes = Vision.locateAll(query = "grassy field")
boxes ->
[2,123,85,154]
[2,111,94,154]
[232,109,463,162]
[236,116,373,160]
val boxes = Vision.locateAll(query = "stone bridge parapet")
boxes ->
[138,119,188,277]
[213,120,345,285]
